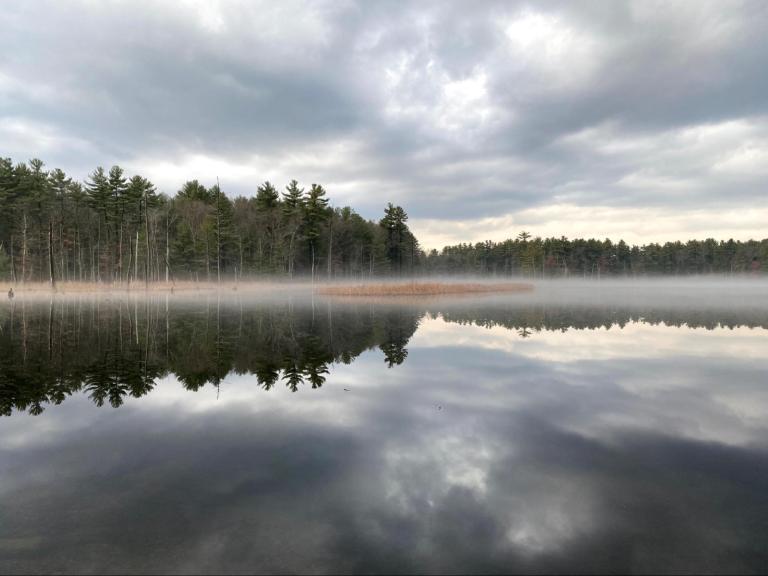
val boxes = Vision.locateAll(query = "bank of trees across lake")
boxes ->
[0,156,765,283]
[425,233,767,277]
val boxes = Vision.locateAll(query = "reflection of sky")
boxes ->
[1,317,768,573]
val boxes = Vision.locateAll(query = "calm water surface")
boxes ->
[1,286,767,574]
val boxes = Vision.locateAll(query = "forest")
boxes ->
[0,156,765,283]
[426,234,767,277]
[0,157,419,284]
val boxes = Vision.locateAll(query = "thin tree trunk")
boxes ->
[216,177,221,284]
[10,235,16,283]
[145,196,150,287]
[165,208,170,283]
[328,219,332,280]
[96,217,101,283]
[163,251,174,284]
[135,229,139,282]
[205,236,210,281]
[60,219,65,283]
[21,212,27,284]
[48,220,56,288]
[126,235,134,285]
[239,235,244,281]
[74,203,80,281]
[118,224,123,284]
[78,230,83,281]
[288,230,295,279]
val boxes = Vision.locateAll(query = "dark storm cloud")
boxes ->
[1,0,767,233]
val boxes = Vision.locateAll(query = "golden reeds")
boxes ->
[317,282,534,297]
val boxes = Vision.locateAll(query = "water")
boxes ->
[1,285,767,574]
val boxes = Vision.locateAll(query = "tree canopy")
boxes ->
[0,155,765,283]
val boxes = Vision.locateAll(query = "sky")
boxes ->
[1,0,767,249]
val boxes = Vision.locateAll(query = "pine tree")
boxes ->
[85,167,110,281]
[304,184,329,279]
[108,166,128,281]
[282,180,305,277]
[379,203,410,275]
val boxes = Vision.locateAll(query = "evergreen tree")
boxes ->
[85,166,111,281]
[108,166,128,280]
[178,180,211,202]
[304,184,329,279]
[282,180,305,278]
[379,203,410,275]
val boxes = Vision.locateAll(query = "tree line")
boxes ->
[1,156,765,282]
[0,157,420,284]
[425,232,767,277]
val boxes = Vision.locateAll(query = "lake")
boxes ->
[1,282,767,574]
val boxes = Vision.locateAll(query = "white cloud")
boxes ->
[502,10,601,88]
[412,203,768,249]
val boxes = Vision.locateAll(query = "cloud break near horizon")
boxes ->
[1,0,767,249]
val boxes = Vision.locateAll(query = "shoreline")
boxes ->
[1,276,766,300]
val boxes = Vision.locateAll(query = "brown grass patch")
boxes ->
[318,282,534,297]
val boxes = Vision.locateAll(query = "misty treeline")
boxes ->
[426,233,767,277]
[0,157,419,284]
[1,157,766,283]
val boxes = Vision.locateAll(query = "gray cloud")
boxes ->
[1,0,767,241]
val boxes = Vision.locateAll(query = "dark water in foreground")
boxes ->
[1,289,767,574]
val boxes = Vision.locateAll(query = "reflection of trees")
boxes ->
[3,297,765,416]
[282,364,303,392]
[84,349,157,408]
[0,298,423,415]
[379,307,420,367]
[437,304,768,335]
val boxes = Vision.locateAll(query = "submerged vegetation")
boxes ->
[0,156,766,285]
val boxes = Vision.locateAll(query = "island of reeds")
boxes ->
[318,282,534,297]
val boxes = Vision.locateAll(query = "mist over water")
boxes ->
[1,280,767,573]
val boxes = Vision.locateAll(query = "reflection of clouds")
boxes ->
[410,317,768,447]
[1,317,768,572]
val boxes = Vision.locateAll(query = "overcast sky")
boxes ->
[1,1,767,248]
